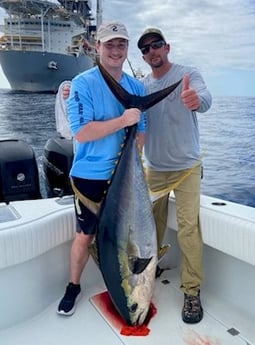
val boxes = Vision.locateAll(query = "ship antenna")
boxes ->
[127,58,136,78]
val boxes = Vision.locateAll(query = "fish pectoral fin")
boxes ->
[130,257,153,274]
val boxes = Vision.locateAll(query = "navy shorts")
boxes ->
[71,176,108,235]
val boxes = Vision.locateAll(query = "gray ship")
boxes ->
[0,0,99,92]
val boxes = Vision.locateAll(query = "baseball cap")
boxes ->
[137,28,166,48]
[96,21,129,42]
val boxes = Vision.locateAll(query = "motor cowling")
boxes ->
[43,136,73,197]
[0,139,41,203]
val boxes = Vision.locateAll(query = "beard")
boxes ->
[149,56,164,68]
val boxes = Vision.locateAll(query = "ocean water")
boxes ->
[199,96,255,207]
[0,89,254,208]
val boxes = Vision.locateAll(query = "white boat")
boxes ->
[0,190,254,344]
[0,135,254,344]
[0,0,98,92]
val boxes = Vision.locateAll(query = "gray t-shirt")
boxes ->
[143,63,212,171]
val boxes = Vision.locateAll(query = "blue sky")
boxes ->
[0,0,255,97]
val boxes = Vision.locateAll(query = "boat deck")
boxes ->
[1,195,254,344]
[1,262,252,345]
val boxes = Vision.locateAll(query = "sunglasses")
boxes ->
[140,40,166,55]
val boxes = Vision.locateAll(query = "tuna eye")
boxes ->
[130,303,138,313]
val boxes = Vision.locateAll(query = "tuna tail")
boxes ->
[98,62,182,111]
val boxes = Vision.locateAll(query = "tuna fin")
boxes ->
[130,257,153,274]
[98,62,182,111]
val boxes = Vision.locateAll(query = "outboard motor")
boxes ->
[0,139,41,203]
[43,136,73,197]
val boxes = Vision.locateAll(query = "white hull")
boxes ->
[0,194,254,344]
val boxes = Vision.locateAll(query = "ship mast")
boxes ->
[96,0,102,28]
[57,0,94,25]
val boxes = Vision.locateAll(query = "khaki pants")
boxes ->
[147,164,203,295]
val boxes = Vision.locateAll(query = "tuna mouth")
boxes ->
[137,312,144,325]
[133,309,147,326]
[129,303,146,326]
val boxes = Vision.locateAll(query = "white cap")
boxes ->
[96,21,129,42]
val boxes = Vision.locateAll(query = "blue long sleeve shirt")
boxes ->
[67,66,146,180]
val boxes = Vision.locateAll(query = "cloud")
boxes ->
[0,0,254,94]
[102,0,255,76]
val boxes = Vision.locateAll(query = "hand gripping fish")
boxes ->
[96,63,181,326]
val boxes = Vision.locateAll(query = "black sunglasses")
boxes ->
[140,40,166,55]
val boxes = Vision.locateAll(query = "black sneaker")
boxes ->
[57,282,81,316]
[182,290,203,324]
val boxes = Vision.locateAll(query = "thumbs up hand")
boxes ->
[181,75,200,111]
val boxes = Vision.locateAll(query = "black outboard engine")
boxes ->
[0,139,41,203]
[43,137,74,197]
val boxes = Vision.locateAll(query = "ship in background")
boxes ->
[0,0,102,92]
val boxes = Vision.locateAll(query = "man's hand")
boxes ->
[181,75,200,111]
[62,83,71,99]
[122,108,142,127]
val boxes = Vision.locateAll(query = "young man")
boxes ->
[137,28,212,324]
[57,21,146,316]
